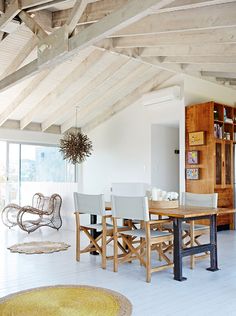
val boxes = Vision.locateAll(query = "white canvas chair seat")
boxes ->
[120,229,172,238]
[112,195,173,283]
[82,223,126,231]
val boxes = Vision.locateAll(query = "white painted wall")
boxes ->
[151,125,179,192]
[83,80,185,199]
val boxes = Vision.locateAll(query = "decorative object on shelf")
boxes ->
[187,151,199,164]
[189,131,205,146]
[186,168,200,180]
[214,123,223,139]
[0,285,132,316]
[59,107,93,164]
[8,241,70,254]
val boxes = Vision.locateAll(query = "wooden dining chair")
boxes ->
[111,195,173,283]
[181,192,218,269]
[74,192,114,269]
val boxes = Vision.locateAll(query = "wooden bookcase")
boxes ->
[186,101,234,229]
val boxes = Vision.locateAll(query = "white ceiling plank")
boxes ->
[21,0,55,9]
[112,2,236,37]
[0,0,20,31]
[0,69,51,126]
[18,10,48,39]
[66,0,89,35]
[0,35,38,80]
[20,47,101,129]
[41,55,128,131]
[82,71,174,132]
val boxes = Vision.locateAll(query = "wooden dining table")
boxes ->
[149,204,236,281]
[90,202,236,281]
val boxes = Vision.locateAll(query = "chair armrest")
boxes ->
[19,206,45,216]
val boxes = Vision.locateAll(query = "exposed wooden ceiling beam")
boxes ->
[82,71,174,133]
[0,0,4,14]
[109,28,236,48]
[1,119,61,134]
[138,44,236,57]
[0,69,51,126]
[148,56,236,64]
[52,0,129,27]
[20,0,56,10]
[61,63,159,133]
[41,56,129,131]
[201,71,236,79]
[0,0,174,92]
[52,0,236,28]
[18,10,48,39]
[0,60,38,92]
[0,0,21,31]
[20,47,100,130]
[112,2,236,37]
[66,0,89,36]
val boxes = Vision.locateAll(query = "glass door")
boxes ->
[7,143,20,205]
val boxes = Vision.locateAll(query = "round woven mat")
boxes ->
[0,285,132,316]
[8,241,70,254]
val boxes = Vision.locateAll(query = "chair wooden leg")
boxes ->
[113,218,118,272]
[102,218,106,269]
[75,213,80,262]
[145,222,151,283]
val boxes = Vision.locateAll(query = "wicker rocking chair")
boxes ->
[1,193,62,233]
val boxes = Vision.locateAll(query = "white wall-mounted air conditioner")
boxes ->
[142,85,181,107]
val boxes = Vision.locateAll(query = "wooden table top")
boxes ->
[105,202,236,219]
[149,205,236,218]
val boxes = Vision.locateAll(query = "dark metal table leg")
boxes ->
[173,218,187,281]
[90,214,99,255]
[207,214,219,272]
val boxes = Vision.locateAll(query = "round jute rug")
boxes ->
[8,241,70,254]
[0,285,132,316]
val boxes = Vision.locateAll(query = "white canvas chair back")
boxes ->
[182,192,218,208]
[111,183,150,197]
[111,195,149,221]
[73,192,106,216]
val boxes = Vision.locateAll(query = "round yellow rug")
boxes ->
[0,285,132,316]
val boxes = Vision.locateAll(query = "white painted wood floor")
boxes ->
[1,223,236,316]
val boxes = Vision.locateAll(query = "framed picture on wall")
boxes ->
[189,131,205,146]
[186,168,200,180]
[187,151,199,164]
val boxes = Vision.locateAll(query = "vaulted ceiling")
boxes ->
[0,0,235,135]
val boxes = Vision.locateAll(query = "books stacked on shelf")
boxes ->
[224,117,233,124]
[234,133,236,142]
[214,123,223,139]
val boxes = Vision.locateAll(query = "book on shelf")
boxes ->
[214,123,223,139]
